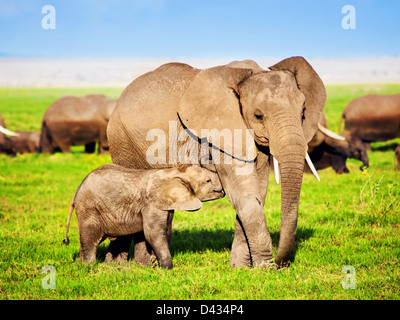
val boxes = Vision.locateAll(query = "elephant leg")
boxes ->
[133,232,156,266]
[79,220,104,264]
[60,144,71,153]
[85,142,96,153]
[51,132,71,153]
[105,234,133,263]
[142,208,173,269]
[134,211,173,266]
[215,162,273,268]
[39,122,55,153]
[98,131,109,154]
[230,152,270,268]
[230,215,252,267]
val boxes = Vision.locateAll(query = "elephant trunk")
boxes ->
[269,123,307,266]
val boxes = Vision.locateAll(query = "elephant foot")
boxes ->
[105,251,128,263]
[230,235,251,268]
[105,235,132,263]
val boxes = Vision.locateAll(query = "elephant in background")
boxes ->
[107,56,327,268]
[338,94,400,169]
[0,114,40,155]
[39,94,116,154]
[306,113,369,174]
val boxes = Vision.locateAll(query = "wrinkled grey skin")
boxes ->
[63,164,224,269]
[40,94,116,154]
[107,57,327,268]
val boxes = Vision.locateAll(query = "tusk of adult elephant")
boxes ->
[0,125,19,137]
[317,123,345,141]
[273,156,280,184]
[305,153,320,181]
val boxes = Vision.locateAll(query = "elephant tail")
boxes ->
[63,172,91,245]
[39,121,52,153]
[62,197,75,245]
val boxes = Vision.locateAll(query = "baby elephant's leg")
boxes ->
[134,211,173,266]
[143,209,174,269]
[79,218,104,263]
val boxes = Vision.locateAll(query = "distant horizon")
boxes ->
[1,56,400,87]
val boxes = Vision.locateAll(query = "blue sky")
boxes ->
[0,0,399,59]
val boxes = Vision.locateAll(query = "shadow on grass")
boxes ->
[370,141,399,151]
[270,227,315,264]
[76,226,315,264]
[170,229,234,254]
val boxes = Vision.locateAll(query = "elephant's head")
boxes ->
[178,57,326,265]
[148,165,225,212]
[346,134,369,169]
[310,113,369,172]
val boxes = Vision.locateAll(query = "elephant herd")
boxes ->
[0,94,117,155]
[2,56,399,268]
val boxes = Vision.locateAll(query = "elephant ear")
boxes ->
[177,66,256,161]
[269,56,327,144]
[148,175,202,212]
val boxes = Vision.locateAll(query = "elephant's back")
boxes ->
[117,63,199,116]
[44,96,97,122]
[108,63,200,169]
[343,94,400,140]
[344,94,400,120]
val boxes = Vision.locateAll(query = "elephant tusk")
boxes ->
[0,125,19,137]
[273,156,280,184]
[305,153,320,181]
[317,123,345,141]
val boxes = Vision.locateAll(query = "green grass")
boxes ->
[0,85,399,300]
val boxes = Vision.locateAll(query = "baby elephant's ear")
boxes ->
[149,177,202,212]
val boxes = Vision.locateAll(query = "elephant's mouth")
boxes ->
[214,189,225,196]
[254,132,269,146]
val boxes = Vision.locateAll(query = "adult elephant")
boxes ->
[40,94,116,154]
[107,57,326,268]
[338,94,400,169]
[0,114,39,154]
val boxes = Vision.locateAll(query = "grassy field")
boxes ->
[0,84,399,300]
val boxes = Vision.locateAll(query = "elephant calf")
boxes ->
[63,164,224,269]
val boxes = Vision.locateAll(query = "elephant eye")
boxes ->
[254,113,263,121]
[301,107,306,124]
[206,178,212,183]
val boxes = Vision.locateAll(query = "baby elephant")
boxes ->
[63,164,224,269]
